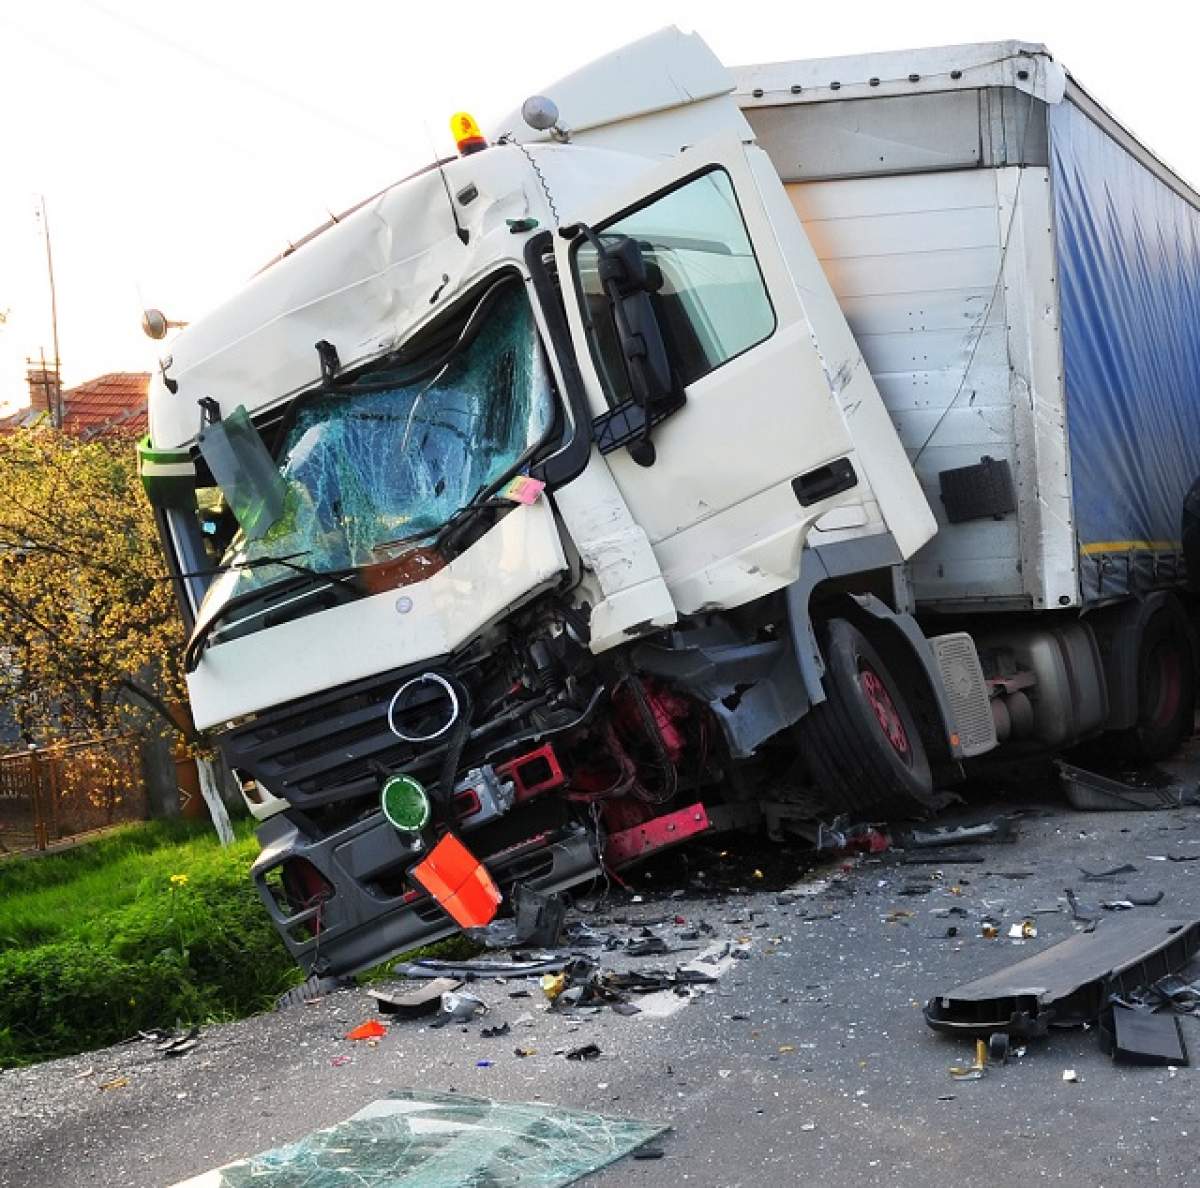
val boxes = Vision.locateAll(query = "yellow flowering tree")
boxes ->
[0,426,185,743]
[0,426,241,844]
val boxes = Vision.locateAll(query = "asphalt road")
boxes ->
[4,755,1200,1188]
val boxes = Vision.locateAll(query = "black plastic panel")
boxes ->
[939,455,1016,523]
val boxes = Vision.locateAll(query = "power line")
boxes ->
[78,0,404,154]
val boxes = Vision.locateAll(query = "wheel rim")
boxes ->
[859,663,913,764]
[1145,639,1184,731]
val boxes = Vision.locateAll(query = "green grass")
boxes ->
[0,819,302,1068]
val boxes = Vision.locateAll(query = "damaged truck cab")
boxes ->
[143,30,1200,976]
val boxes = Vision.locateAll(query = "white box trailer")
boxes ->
[736,42,1200,614]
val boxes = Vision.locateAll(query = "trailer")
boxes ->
[736,40,1200,755]
[140,30,1200,977]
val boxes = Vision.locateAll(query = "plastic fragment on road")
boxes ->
[98,1075,128,1091]
[431,991,488,1029]
[370,977,462,1017]
[1080,863,1138,881]
[393,955,570,979]
[926,917,1200,1039]
[1008,920,1037,940]
[1057,761,1198,811]
[171,1091,668,1188]
[1099,1004,1189,1066]
[908,819,1014,849]
[566,1043,602,1061]
[1062,1069,1079,1083]
[345,1019,388,1042]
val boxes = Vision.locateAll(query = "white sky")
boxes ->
[0,0,1195,409]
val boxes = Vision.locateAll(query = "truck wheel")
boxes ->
[1115,606,1195,761]
[798,618,936,817]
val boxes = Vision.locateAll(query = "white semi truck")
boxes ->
[142,30,1200,975]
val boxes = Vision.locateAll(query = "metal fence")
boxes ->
[0,736,147,854]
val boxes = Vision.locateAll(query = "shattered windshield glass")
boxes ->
[197,283,552,622]
[183,1090,666,1187]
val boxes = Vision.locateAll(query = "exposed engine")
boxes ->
[224,588,738,975]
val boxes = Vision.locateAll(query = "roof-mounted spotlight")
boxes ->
[521,95,570,142]
[141,309,189,340]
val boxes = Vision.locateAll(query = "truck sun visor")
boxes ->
[197,405,288,541]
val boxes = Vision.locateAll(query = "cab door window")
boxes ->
[574,167,776,406]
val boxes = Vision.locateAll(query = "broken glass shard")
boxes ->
[174,1090,667,1187]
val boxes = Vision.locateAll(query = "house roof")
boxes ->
[1,372,149,439]
[61,373,149,439]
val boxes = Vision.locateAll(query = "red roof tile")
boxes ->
[61,373,149,439]
[1,372,149,439]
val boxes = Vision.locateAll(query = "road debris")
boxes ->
[1065,888,1100,926]
[907,819,1015,849]
[926,917,1200,1040]
[393,955,571,979]
[345,1020,388,1042]
[431,991,488,1028]
[157,1028,200,1058]
[370,977,462,1017]
[134,1026,201,1058]
[541,973,567,1003]
[1102,890,1165,910]
[566,1043,602,1061]
[1099,1005,1189,1066]
[949,1038,988,1080]
[1062,1069,1080,1083]
[1057,761,1199,811]
[1080,863,1138,881]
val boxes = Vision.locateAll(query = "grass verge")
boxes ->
[0,820,301,1068]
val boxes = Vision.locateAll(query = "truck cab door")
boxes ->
[555,133,905,615]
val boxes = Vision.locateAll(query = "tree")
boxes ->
[0,427,233,842]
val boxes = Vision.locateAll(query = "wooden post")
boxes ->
[29,749,48,851]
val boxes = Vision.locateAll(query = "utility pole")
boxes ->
[36,196,63,428]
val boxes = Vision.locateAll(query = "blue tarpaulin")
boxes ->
[1049,99,1200,602]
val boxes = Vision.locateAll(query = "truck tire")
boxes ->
[1113,605,1195,761]
[798,618,936,817]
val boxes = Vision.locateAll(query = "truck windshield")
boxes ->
[196,283,553,626]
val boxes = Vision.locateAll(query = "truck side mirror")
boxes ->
[601,237,675,422]
[571,227,683,466]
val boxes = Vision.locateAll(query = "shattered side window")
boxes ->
[199,283,552,613]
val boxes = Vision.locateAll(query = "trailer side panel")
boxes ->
[1049,98,1200,602]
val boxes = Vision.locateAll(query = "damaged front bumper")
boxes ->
[253,810,600,976]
